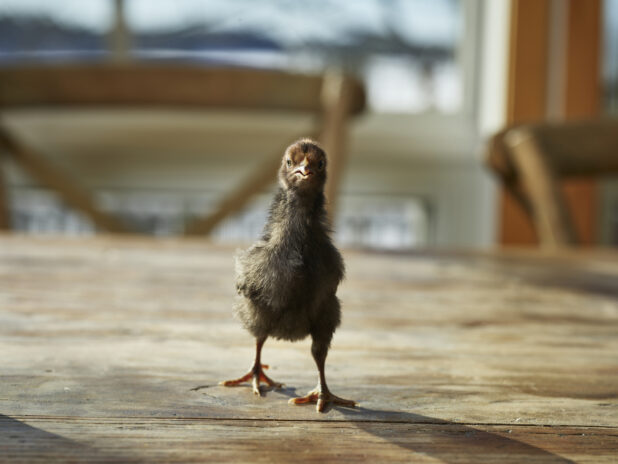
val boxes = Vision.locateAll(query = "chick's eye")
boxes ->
[286,159,292,167]
[318,160,325,170]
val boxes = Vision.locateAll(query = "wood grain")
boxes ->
[2,417,616,463]
[0,236,617,462]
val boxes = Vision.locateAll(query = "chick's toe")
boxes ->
[220,364,283,397]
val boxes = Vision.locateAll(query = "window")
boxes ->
[0,0,112,61]
[1,1,488,248]
[1,0,473,118]
[124,0,464,116]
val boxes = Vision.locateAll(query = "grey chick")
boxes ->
[220,138,356,412]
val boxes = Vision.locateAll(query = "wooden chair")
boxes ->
[0,64,365,234]
[486,118,618,247]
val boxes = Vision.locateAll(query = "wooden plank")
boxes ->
[0,236,616,424]
[1,417,616,463]
[500,0,551,245]
[0,236,616,462]
[505,0,550,124]
[499,0,604,246]
[564,0,601,119]
[0,127,130,233]
[0,65,365,115]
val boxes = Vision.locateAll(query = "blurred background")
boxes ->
[0,0,616,249]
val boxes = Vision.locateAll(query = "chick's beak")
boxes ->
[294,161,313,178]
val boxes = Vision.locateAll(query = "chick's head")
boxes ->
[279,139,327,193]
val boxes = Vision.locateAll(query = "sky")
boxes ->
[0,0,461,47]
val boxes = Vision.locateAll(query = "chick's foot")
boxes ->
[289,386,357,412]
[219,364,283,396]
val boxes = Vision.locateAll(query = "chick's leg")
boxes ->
[220,336,283,396]
[289,337,357,412]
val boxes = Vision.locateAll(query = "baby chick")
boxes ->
[220,138,356,412]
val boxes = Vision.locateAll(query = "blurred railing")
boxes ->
[9,187,429,249]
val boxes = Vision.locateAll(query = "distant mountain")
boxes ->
[0,15,452,65]
[0,17,104,53]
[135,25,282,52]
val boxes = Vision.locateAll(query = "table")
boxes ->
[1,235,617,462]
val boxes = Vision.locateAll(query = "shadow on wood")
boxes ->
[0,414,138,463]
[340,408,575,464]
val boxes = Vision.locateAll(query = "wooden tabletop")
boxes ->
[1,235,617,463]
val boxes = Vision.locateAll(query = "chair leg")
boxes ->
[0,127,129,234]
[318,70,355,225]
[184,151,282,236]
[505,128,577,247]
[184,134,317,236]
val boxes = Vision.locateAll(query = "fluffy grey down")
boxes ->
[234,139,344,350]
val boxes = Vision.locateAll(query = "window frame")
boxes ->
[349,0,483,163]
